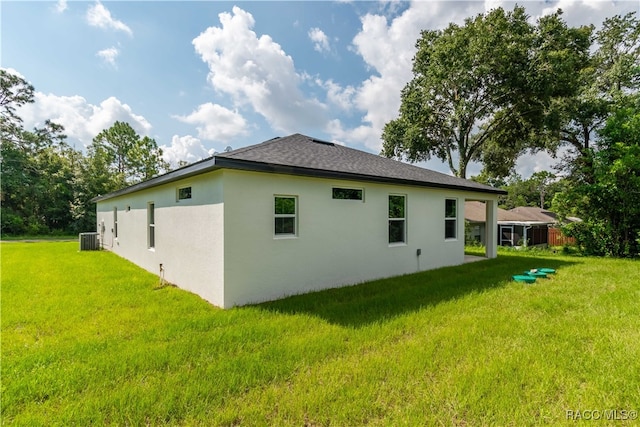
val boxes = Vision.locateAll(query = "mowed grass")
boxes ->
[2,242,639,426]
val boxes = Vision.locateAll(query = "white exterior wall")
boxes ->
[96,171,225,307]
[222,170,496,307]
[96,169,498,308]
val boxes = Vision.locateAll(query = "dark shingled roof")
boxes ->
[93,133,505,202]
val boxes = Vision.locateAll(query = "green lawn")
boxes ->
[2,242,639,426]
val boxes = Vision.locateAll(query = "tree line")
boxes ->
[383,8,639,257]
[1,70,168,236]
[2,7,639,256]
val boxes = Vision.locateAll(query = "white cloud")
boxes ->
[536,0,640,31]
[325,119,380,149]
[86,1,133,36]
[88,96,151,137]
[485,0,630,28]
[55,0,68,13]
[96,47,119,68]
[173,102,248,141]
[336,0,630,166]
[336,1,489,153]
[308,27,331,53]
[161,135,216,169]
[192,6,327,133]
[514,148,569,178]
[2,67,27,80]
[322,79,357,111]
[540,0,598,20]
[18,93,151,148]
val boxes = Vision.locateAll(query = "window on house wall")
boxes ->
[389,194,406,244]
[148,203,155,248]
[332,187,363,200]
[274,196,297,236]
[177,186,192,201]
[113,207,118,238]
[445,199,457,239]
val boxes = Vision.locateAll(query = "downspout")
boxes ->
[524,225,532,248]
[100,220,105,249]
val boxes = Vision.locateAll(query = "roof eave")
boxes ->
[215,157,507,195]
[497,220,553,225]
[92,155,506,203]
[91,157,222,203]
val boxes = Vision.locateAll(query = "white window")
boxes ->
[274,196,297,236]
[389,194,406,244]
[177,186,192,201]
[148,203,155,248]
[445,199,457,240]
[332,187,363,201]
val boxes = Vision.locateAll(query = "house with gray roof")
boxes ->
[94,134,505,308]
[465,201,579,247]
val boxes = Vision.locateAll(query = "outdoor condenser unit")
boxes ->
[79,232,100,251]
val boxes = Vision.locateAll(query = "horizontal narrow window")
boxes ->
[177,186,192,201]
[332,187,363,200]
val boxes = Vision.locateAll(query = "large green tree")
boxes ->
[381,7,591,178]
[548,13,640,257]
[541,12,640,177]
[1,70,33,233]
[0,69,34,143]
[557,97,640,257]
[1,70,83,234]
[1,71,171,236]
[497,171,564,210]
[75,123,169,229]
[88,121,168,192]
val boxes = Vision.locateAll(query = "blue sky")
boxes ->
[3,0,638,177]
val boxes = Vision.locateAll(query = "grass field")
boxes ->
[2,242,639,425]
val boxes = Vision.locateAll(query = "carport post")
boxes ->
[485,200,498,258]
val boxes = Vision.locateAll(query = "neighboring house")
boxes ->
[464,201,499,245]
[465,202,578,247]
[498,212,552,247]
[93,134,505,308]
[465,201,521,245]
[505,206,580,246]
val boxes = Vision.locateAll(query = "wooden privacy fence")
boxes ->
[548,227,576,246]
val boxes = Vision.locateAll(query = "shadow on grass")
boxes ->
[256,255,578,328]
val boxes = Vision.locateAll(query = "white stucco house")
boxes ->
[93,134,505,308]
